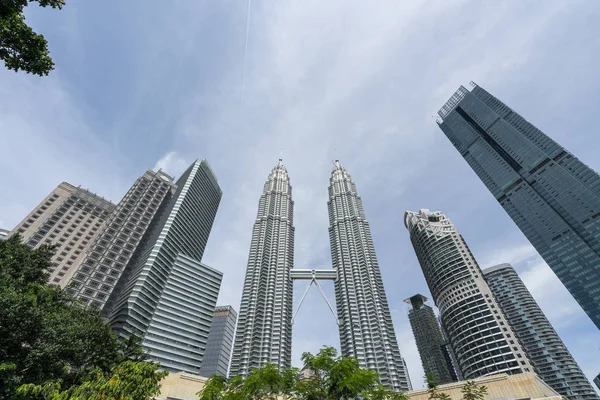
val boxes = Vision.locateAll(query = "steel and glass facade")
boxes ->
[405,209,532,379]
[230,160,409,391]
[438,83,600,329]
[199,305,238,377]
[403,358,413,391]
[69,169,176,309]
[329,161,409,392]
[484,264,598,400]
[230,159,295,377]
[107,159,223,374]
[405,294,457,385]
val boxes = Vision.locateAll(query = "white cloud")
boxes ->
[480,243,539,269]
[0,69,125,229]
[153,151,189,179]
[483,242,586,327]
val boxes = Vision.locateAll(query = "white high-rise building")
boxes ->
[230,159,295,377]
[8,182,115,286]
[329,160,409,392]
[404,209,533,379]
[230,160,409,392]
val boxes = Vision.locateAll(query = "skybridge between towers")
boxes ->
[230,159,410,392]
[290,269,338,325]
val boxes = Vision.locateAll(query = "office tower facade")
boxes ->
[437,82,600,329]
[405,294,456,385]
[9,182,115,286]
[484,264,599,400]
[438,317,464,381]
[404,209,533,379]
[0,228,9,241]
[230,159,295,377]
[107,159,223,374]
[402,358,413,391]
[199,305,238,377]
[594,374,600,391]
[329,161,409,392]
[66,169,176,309]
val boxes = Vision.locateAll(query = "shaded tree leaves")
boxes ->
[199,346,407,400]
[0,0,65,75]
[0,235,162,399]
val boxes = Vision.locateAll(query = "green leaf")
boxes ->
[0,0,65,75]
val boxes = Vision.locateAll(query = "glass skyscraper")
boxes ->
[106,159,223,374]
[437,83,600,329]
[484,264,598,400]
[69,169,176,310]
[404,294,457,385]
[199,305,238,377]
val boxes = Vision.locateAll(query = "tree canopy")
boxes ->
[198,347,407,400]
[0,0,65,75]
[0,235,166,400]
[17,361,168,400]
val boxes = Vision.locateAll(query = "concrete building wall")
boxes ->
[405,373,561,400]
[157,372,207,400]
[9,182,115,287]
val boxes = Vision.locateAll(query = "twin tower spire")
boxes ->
[230,159,410,392]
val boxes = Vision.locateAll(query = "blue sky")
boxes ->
[1,0,599,391]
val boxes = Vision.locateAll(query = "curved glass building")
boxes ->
[405,209,532,379]
[484,264,598,400]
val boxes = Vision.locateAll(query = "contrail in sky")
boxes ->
[240,0,252,110]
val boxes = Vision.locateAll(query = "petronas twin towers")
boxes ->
[231,159,295,375]
[230,159,409,392]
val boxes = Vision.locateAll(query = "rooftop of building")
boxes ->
[483,263,515,276]
[437,81,480,122]
[214,305,237,317]
[404,294,430,310]
[404,372,561,400]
